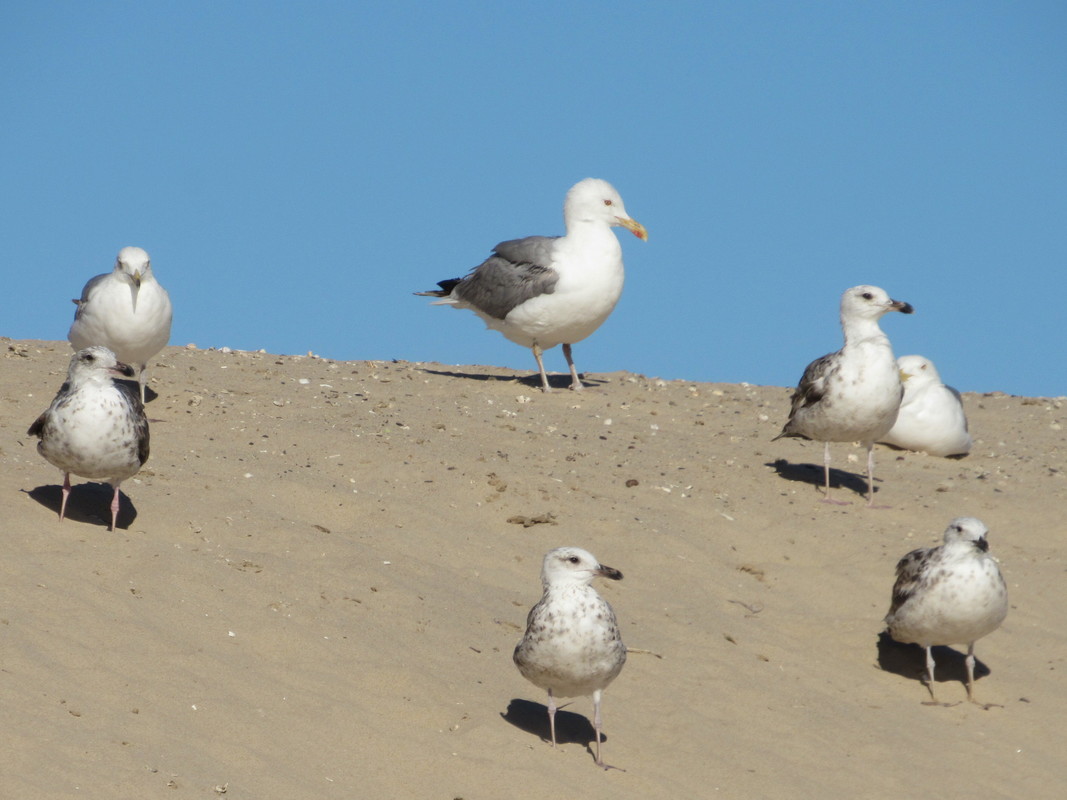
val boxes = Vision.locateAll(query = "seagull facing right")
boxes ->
[28,346,150,532]
[416,178,647,392]
[69,246,173,403]
[884,517,1008,707]
[514,547,627,769]
[774,285,914,505]
[879,355,973,457]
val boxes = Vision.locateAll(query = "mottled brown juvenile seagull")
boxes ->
[514,547,627,769]
[775,285,913,505]
[884,517,1008,706]
[28,346,150,531]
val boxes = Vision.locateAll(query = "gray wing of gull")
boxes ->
[450,236,561,320]
[71,272,109,318]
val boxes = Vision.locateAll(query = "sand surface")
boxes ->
[3,339,1066,799]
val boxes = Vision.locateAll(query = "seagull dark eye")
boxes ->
[603,199,613,206]
[568,556,580,564]
[83,353,95,362]
[861,292,873,300]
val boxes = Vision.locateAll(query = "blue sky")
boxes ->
[3,1,1064,396]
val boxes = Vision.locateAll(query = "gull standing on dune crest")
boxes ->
[884,517,1008,707]
[69,246,173,403]
[879,355,973,457]
[416,178,648,392]
[514,547,627,769]
[774,285,914,506]
[28,346,150,532]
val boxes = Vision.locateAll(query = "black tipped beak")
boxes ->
[597,565,623,581]
[976,537,989,552]
[891,300,914,314]
[112,362,136,379]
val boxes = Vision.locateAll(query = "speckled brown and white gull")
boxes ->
[514,546,627,769]
[774,285,914,505]
[28,346,150,532]
[884,517,1009,706]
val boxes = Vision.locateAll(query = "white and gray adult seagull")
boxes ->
[28,346,150,532]
[879,355,973,457]
[884,517,1008,707]
[417,178,648,392]
[774,285,914,506]
[69,246,173,403]
[513,547,627,769]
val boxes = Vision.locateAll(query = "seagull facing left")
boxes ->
[28,346,150,532]
[69,246,173,403]
[417,178,647,392]
[513,546,627,770]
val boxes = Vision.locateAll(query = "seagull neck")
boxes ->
[841,317,888,347]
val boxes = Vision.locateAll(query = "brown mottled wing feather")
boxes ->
[887,546,935,617]
[773,350,840,440]
[115,380,151,465]
[27,411,47,438]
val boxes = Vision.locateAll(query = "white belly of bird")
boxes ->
[500,232,625,350]
[38,393,142,481]
[802,342,902,442]
[888,558,1008,647]
[883,385,972,456]
[70,284,172,366]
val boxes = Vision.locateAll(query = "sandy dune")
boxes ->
[3,339,1065,798]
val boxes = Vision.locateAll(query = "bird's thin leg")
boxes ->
[138,365,148,404]
[532,345,551,393]
[865,443,878,507]
[591,689,620,771]
[109,483,121,531]
[59,473,72,522]
[819,442,848,505]
[965,642,1002,709]
[546,688,558,748]
[920,646,941,704]
[562,343,583,391]
[919,646,958,706]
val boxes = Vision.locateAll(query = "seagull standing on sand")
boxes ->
[884,517,1008,707]
[69,246,173,403]
[417,178,648,392]
[514,547,627,769]
[28,346,150,532]
[774,285,914,506]
[880,355,973,457]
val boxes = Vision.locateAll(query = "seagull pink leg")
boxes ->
[820,442,848,505]
[109,483,121,531]
[59,473,72,522]
[562,343,583,391]
[532,345,551,393]
[546,688,558,748]
[591,689,620,770]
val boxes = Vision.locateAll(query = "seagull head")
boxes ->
[540,546,623,590]
[564,178,648,241]
[841,285,914,321]
[114,246,152,289]
[897,355,940,387]
[68,346,136,384]
[942,517,990,552]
